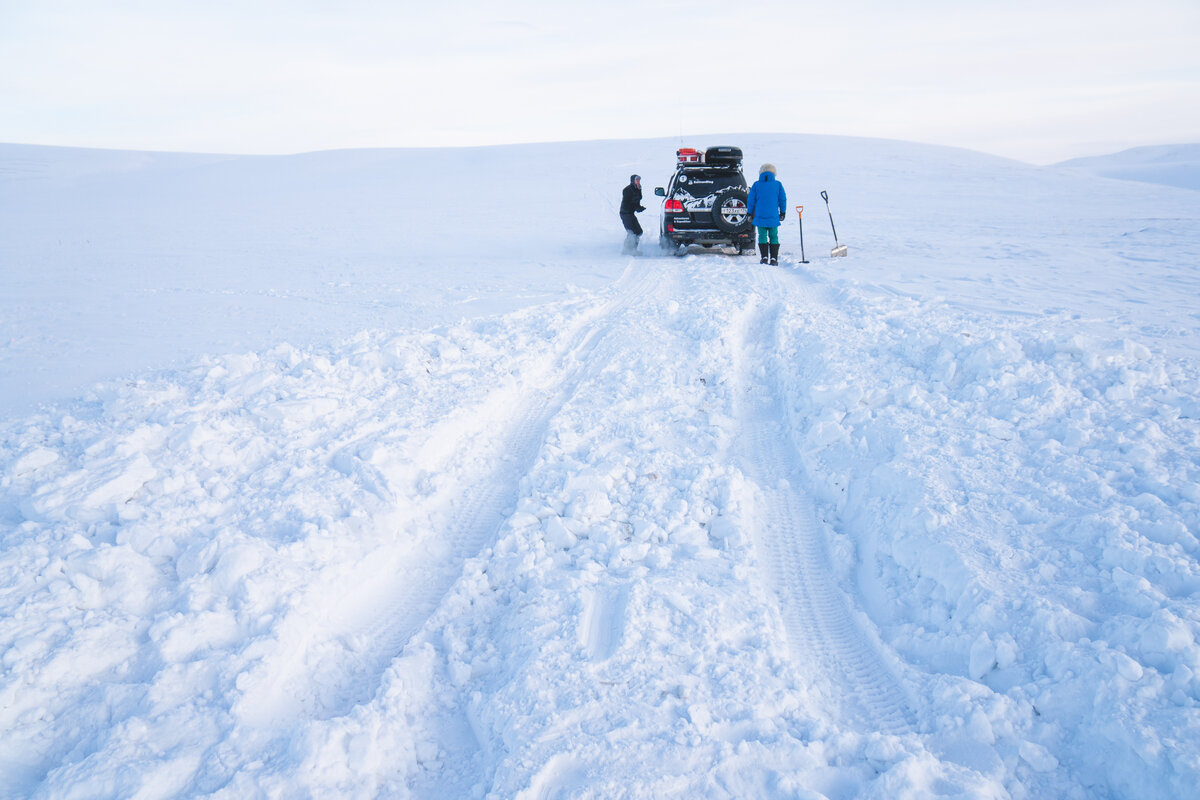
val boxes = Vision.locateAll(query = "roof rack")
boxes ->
[675,146,743,168]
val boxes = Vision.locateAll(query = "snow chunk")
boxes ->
[543,516,578,549]
[805,419,849,450]
[1018,740,1059,773]
[11,447,59,476]
[969,632,996,680]
[1111,650,1145,682]
[686,703,712,731]
[210,541,269,595]
[565,489,612,524]
[81,453,156,509]
[259,397,340,428]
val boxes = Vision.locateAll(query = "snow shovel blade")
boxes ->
[831,244,848,257]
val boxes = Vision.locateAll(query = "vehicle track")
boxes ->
[731,266,915,736]
[235,259,670,732]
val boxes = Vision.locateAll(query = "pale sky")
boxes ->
[3,0,1199,163]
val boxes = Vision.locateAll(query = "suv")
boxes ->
[654,146,754,255]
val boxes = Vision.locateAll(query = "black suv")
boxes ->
[654,146,754,255]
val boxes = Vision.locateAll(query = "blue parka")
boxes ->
[747,172,787,228]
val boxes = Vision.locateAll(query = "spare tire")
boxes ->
[711,189,752,234]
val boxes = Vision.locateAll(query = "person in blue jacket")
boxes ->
[746,163,787,265]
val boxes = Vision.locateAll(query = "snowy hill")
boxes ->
[2,135,1199,798]
[1057,144,1200,192]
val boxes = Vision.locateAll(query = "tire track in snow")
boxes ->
[235,260,668,732]
[415,260,685,798]
[731,267,915,736]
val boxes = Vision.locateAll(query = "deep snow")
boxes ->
[1,134,1199,799]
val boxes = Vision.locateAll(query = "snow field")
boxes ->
[1059,144,1200,193]
[766,276,1200,796]
[0,296,613,794]
[3,134,1200,798]
[2,257,1007,798]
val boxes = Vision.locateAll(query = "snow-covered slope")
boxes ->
[1057,144,1200,192]
[1,135,1199,798]
[6,135,1200,418]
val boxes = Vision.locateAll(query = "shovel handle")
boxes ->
[821,191,840,245]
[795,205,803,218]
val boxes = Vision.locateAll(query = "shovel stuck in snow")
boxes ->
[821,191,849,257]
[795,205,810,263]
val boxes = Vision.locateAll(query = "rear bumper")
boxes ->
[663,227,752,245]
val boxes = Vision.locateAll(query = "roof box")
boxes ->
[705,146,742,165]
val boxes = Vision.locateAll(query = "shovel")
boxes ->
[795,205,809,263]
[821,190,848,257]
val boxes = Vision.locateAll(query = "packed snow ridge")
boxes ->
[2,134,1199,798]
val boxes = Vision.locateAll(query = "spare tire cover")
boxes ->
[711,189,752,233]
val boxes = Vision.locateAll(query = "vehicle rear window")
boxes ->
[672,169,745,196]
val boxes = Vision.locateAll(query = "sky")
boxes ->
[2,0,1199,164]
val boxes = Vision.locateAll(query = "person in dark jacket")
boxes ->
[746,163,787,265]
[620,174,645,254]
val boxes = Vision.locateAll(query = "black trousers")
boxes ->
[620,213,642,236]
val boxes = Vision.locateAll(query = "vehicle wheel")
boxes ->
[711,189,752,235]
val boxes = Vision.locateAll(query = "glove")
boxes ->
[779,212,786,223]
[637,206,645,212]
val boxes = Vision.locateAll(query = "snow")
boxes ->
[2,133,1200,798]
[1058,144,1200,193]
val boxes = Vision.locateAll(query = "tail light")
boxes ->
[664,199,685,213]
